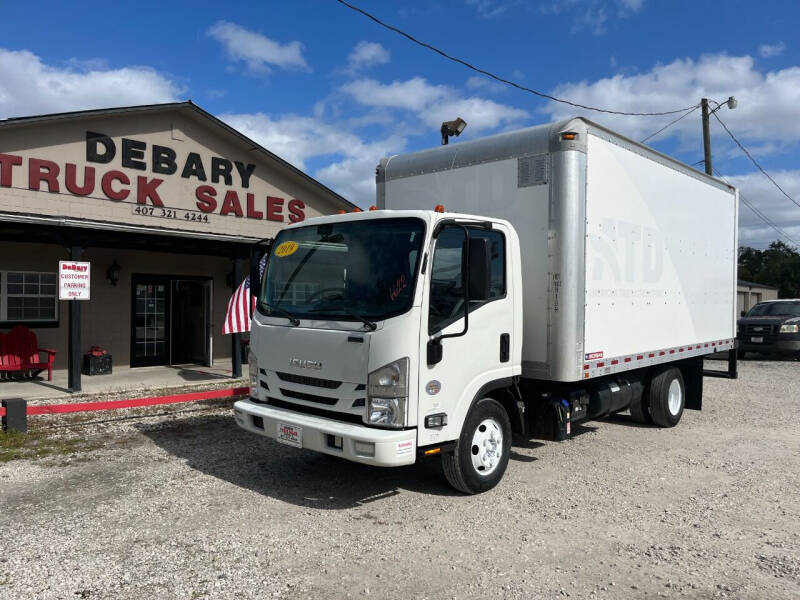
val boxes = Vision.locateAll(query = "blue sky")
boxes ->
[2,0,799,247]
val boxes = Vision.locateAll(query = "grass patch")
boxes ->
[0,429,103,463]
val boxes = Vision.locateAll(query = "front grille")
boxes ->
[745,324,776,334]
[280,388,338,406]
[265,397,364,425]
[276,371,341,389]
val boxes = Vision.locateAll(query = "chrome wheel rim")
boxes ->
[470,418,503,476]
[668,379,682,415]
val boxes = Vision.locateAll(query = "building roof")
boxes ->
[0,101,357,210]
[738,279,779,290]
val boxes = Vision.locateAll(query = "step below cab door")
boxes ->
[418,222,516,448]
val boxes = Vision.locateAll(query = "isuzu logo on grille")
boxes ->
[289,358,323,370]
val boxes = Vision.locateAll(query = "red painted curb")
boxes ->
[0,386,248,418]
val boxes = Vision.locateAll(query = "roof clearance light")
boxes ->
[352,207,363,212]
[337,209,346,214]
[369,205,378,211]
[561,132,578,141]
[434,204,445,213]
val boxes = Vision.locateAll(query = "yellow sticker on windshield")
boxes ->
[274,241,298,257]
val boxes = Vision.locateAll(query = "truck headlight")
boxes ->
[779,324,799,333]
[366,358,409,428]
[248,350,259,397]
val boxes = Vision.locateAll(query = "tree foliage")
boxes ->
[738,241,800,298]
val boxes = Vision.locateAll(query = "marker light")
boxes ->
[352,207,363,212]
[434,204,445,213]
[369,205,378,211]
[337,209,346,214]
[561,132,578,140]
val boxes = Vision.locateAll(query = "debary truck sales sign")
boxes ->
[0,108,345,240]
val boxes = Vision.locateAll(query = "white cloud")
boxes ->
[341,76,528,133]
[0,48,182,119]
[467,0,520,18]
[466,76,507,94]
[540,0,645,35]
[543,53,800,150]
[207,21,309,74]
[727,170,800,248]
[220,112,362,170]
[341,77,451,112]
[220,112,405,206]
[758,41,786,58]
[345,41,390,73]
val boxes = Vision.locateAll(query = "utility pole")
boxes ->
[701,98,713,175]
[700,96,737,176]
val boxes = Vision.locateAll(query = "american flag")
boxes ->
[223,255,267,335]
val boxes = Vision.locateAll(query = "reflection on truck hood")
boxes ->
[250,321,370,384]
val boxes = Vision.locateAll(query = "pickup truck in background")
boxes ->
[737,299,800,358]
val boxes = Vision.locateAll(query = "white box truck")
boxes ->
[234,117,739,494]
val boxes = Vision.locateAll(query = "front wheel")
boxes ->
[442,397,511,494]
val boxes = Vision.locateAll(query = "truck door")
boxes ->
[418,224,514,447]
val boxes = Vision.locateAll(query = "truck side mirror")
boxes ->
[427,338,443,365]
[249,238,272,317]
[468,237,491,301]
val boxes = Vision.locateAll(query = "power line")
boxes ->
[712,167,800,247]
[640,105,700,143]
[712,111,800,210]
[335,0,698,117]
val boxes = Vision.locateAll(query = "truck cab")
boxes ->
[234,208,522,493]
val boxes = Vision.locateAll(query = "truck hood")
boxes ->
[738,316,799,327]
[250,323,370,384]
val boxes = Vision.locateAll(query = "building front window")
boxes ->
[1,271,59,325]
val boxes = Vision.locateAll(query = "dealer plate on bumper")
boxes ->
[277,423,302,448]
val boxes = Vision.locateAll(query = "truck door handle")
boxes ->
[500,333,510,363]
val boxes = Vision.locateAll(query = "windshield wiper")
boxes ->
[308,299,377,331]
[257,301,300,326]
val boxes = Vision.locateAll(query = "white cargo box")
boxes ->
[378,117,738,382]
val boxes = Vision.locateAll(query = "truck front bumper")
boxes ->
[738,335,800,354]
[233,399,417,467]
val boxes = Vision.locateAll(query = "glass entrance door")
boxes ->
[131,276,170,367]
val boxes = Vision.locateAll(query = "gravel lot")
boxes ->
[1,359,798,599]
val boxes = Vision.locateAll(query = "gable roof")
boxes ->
[0,100,357,210]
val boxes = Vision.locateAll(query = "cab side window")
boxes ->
[428,227,506,334]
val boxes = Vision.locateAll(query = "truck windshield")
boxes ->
[259,217,425,322]
[747,302,800,317]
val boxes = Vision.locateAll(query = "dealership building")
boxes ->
[0,102,353,391]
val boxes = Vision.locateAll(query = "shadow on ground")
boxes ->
[139,414,460,509]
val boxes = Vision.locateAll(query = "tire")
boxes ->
[647,367,685,428]
[628,388,653,424]
[442,397,511,494]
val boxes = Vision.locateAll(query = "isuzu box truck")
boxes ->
[234,117,739,494]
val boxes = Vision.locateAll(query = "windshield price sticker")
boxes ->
[275,241,299,257]
[131,205,210,224]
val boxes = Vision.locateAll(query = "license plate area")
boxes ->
[277,422,302,448]
[751,336,763,343]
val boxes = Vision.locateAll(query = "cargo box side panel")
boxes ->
[384,157,550,365]
[583,134,737,363]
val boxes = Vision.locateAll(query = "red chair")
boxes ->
[0,326,57,381]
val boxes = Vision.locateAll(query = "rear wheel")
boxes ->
[442,397,511,494]
[648,367,685,428]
